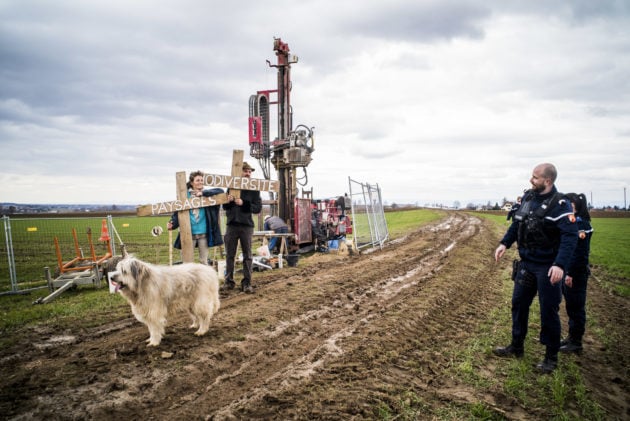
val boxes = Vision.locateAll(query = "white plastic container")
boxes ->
[217,260,226,280]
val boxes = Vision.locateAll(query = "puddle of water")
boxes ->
[33,335,77,350]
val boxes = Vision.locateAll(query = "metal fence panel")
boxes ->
[0,214,185,293]
[348,178,388,251]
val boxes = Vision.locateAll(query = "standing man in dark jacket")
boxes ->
[221,162,262,294]
[494,163,578,373]
[560,192,594,354]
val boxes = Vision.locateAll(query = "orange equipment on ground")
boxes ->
[54,219,113,274]
[98,218,111,242]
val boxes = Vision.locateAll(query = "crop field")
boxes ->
[2,215,218,291]
[0,209,628,420]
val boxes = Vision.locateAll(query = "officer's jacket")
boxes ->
[500,186,578,269]
[567,217,593,276]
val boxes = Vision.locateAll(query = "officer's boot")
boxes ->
[241,281,254,294]
[559,336,583,354]
[493,342,524,358]
[536,351,558,374]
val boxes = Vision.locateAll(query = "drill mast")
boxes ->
[248,38,314,236]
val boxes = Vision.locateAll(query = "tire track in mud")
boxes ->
[232,215,498,420]
[168,213,493,420]
[243,216,496,419]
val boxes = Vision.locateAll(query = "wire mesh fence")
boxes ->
[347,177,388,251]
[0,214,213,293]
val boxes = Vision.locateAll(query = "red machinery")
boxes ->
[309,196,352,251]
[248,38,351,251]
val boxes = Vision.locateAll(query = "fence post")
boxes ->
[107,215,117,257]
[3,215,18,292]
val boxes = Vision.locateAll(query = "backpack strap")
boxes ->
[533,191,564,218]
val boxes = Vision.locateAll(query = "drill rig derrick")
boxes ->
[248,38,315,245]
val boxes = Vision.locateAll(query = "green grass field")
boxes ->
[590,218,630,295]
[0,215,173,288]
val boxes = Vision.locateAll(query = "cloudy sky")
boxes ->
[1,0,629,208]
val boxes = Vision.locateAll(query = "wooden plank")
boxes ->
[135,150,272,264]
[230,150,244,200]
[176,171,194,263]
[202,174,278,192]
[136,194,229,217]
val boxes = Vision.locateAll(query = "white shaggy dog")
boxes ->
[109,257,220,346]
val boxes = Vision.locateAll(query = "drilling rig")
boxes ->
[248,38,350,251]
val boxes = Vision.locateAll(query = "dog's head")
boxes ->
[109,257,149,299]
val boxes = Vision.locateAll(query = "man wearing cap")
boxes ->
[221,162,262,293]
[264,214,289,254]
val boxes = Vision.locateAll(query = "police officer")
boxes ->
[494,163,578,373]
[560,192,593,354]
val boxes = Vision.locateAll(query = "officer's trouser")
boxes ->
[511,260,562,357]
[562,266,589,343]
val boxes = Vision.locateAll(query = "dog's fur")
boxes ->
[109,257,220,346]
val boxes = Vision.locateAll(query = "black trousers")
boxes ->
[562,267,589,343]
[511,260,562,357]
[224,224,254,286]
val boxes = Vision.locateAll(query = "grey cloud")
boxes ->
[341,1,490,42]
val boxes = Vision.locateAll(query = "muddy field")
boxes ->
[1,212,628,420]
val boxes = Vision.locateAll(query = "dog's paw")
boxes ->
[147,336,162,346]
[194,330,208,337]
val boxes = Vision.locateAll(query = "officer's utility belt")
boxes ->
[511,259,537,288]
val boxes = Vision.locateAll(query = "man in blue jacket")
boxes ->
[493,163,578,373]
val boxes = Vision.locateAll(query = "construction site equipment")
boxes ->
[34,220,113,304]
[348,177,388,251]
[33,264,102,304]
[54,221,112,275]
[248,38,352,252]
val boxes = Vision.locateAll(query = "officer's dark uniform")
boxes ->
[562,210,593,351]
[499,186,578,366]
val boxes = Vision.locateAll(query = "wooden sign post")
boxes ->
[136,150,278,263]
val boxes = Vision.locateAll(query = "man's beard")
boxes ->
[531,183,545,193]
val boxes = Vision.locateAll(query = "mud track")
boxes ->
[1,212,627,420]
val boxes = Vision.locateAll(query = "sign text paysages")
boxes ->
[152,196,217,215]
